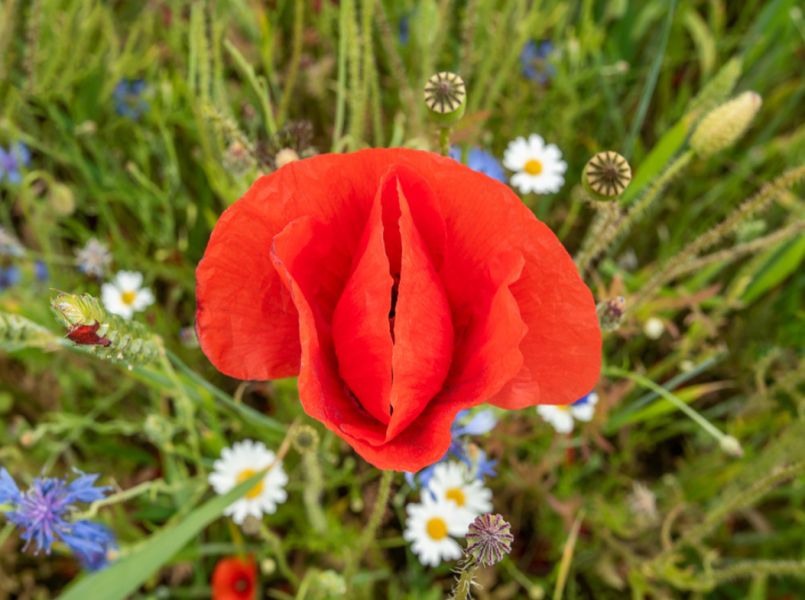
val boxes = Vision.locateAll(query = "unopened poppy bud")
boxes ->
[424,71,466,126]
[690,91,762,158]
[583,151,632,199]
[465,513,514,567]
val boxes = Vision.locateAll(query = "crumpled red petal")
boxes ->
[197,148,602,471]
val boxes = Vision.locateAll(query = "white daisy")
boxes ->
[537,392,599,434]
[101,271,154,319]
[503,134,567,194]
[427,461,492,527]
[403,494,473,567]
[208,439,288,525]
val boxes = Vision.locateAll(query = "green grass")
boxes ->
[1,0,804,598]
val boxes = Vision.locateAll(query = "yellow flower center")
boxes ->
[524,159,543,175]
[235,468,265,499]
[445,487,466,507]
[121,290,137,305]
[426,516,448,540]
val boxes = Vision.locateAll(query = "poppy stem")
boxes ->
[345,469,394,590]
[439,126,451,156]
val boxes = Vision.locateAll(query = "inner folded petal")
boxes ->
[331,182,395,424]
[386,180,454,440]
[331,167,454,437]
[271,216,386,446]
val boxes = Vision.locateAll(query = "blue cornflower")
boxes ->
[0,468,116,570]
[62,520,118,571]
[0,143,31,184]
[0,265,21,290]
[406,410,498,489]
[449,146,507,183]
[34,260,49,282]
[520,40,556,84]
[113,79,149,119]
[399,14,410,45]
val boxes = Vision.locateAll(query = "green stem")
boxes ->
[439,126,451,155]
[261,523,300,588]
[278,0,304,125]
[345,470,394,589]
[332,0,349,150]
[451,562,478,600]
[604,366,735,451]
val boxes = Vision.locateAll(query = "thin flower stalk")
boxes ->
[630,164,805,311]
[667,219,805,281]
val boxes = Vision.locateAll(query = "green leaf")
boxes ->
[739,234,805,304]
[620,115,693,206]
[58,470,267,600]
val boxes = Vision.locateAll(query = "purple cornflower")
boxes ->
[520,40,556,84]
[449,146,507,183]
[406,410,498,489]
[0,265,21,290]
[0,468,116,571]
[113,79,148,119]
[0,143,31,184]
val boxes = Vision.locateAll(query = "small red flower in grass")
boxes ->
[212,556,256,600]
[196,148,601,471]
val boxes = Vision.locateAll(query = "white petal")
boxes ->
[510,172,536,194]
[571,404,596,422]
[527,134,545,152]
[115,271,143,290]
[132,287,154,310]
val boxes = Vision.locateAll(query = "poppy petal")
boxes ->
[331,179,394,425]
[386,178,454,440]
[271,215,386,446]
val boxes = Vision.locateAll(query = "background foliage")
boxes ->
[0,0,803,598]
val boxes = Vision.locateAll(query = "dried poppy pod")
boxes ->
[424,71,466,125]
[583,151,632,199]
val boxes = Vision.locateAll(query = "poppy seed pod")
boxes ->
[583,151,632,199]
[690,91,762,158]
[424,72,466,126]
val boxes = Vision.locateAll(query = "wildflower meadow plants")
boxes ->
[1,1,804,598]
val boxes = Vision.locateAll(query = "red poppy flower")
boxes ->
[212,556,256,600]
[196,148,601,471]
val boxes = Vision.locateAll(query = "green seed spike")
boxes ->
[51,292,160,365]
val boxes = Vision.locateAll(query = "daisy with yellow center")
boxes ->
[503,134,567,194]
[427,461,492,529]
[403,494,473,567]
[537,392,599,434]
[208,440,288,525]
[100,271,154,320]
